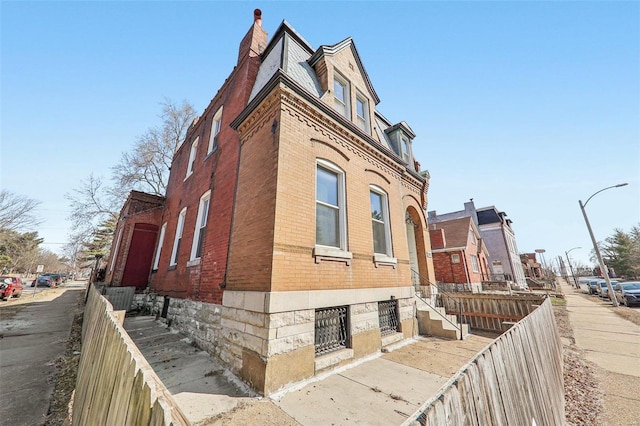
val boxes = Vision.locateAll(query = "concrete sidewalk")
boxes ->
[124,316,495,425]
[559,278,640,424]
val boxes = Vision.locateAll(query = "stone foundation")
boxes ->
[132,289,417,395]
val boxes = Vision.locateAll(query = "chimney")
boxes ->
[429,228,446,249]
[237,9,268,64]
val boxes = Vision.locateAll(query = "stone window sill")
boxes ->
[373,254,397,268]
[186,258,201,267]
[313,246,352,265]
[168,264,177,271]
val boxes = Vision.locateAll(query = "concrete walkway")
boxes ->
[559,278,640,424]
[124,316,495,425]
[0,287,84,425]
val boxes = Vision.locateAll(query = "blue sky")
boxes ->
[2,1,638,268]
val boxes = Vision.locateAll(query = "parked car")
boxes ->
[588,279,601,295]
[48,273,63,286]
[597,280,618,299]
[614,282,640,307]
[0,276,24,300]
[578,276,598,293]
[34,275,56,288]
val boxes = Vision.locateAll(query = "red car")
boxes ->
[0,276,24,300]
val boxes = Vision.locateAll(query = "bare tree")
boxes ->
[65,173,121,236]
[0,190,42,231]
[112,98,197,196]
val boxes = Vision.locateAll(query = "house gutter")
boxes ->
[462,249,471,285]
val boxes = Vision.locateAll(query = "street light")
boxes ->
[565,247,581,288]
[579,183,628,307]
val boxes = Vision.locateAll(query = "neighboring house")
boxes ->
[105,191,165,289]
[106,10,436,395]
[428,200,527,288]
[428,216,490,289]
[521,253,542,279]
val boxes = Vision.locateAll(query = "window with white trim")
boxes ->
[190,191,211,260]
[401,137,410,163]
[153,223,167,270]
[316,160,347,250]
[207,107,223,154]
[451,253,460,263]
[356,93,370,133]
[333,73,350,119]
[370,186,391,256]
[186,137,199,179]
[170,208,187,266]
[471,255,480,273]
[469,230,477,245]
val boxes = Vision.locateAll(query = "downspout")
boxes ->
[461,249,471,288]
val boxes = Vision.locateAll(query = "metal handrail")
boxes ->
[411,269,465,340]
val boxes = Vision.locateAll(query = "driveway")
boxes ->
[0,286,84,425]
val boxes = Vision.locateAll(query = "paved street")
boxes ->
[0,284,84,426]
[560,279,640,425]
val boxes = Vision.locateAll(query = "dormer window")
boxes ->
[207,106,223,154]
[356,93,369,133]
[401,137,410,163]
[333,73,350,118]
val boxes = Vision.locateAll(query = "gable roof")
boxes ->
[308,37,380,104]
[430,217,475,249]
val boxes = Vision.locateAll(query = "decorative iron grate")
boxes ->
[378,299,399,336]
[315,306,349,356]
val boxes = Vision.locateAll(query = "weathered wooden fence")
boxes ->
[403,298,563,425]
[439,293,545,332]
[73,285,189,426]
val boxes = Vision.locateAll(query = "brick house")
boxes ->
[428,216,490,289]
[107,10,435,395]
[106,191,165,288]
[428,200,527,288]
[520,253,543,279]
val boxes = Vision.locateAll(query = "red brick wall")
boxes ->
[429,229,445,249]
[432,251,468,284]
[107,206,163,286]
[149,21,267,303]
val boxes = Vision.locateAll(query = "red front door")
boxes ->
[121,223,158,289]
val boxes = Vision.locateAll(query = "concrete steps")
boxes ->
[415,296,469,340]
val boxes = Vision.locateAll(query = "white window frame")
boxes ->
[370,185,392,256]
[153,223,167,270]
[471,255,480,273]
[469,230,477,245]
[185,137,199,179]
[190,190,211,261]
[401,137,410,163]
[451,253,460,263]
[170,208,187,266]
[207,107,223,154]
[333,72,350,119]
[355,92,370,133]
[315,159,347,251]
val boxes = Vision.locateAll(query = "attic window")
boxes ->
[356,93,370,133]
[333,73,350,119]
[401,137,410,163]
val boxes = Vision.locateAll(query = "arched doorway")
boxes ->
[405,207,428,293]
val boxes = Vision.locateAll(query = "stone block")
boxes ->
[268,311,296,329]
[275,322,314,339]
[294,309,314,324]
[237,309,266,327]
